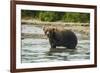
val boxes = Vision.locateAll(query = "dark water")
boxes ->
[21,25,90,63]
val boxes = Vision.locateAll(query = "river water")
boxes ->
[21,25,90,63]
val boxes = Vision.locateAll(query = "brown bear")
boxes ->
[43,26,78,49]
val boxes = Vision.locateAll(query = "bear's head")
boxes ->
[43,26,56,38]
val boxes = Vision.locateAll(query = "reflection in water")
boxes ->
[21,25,90,63]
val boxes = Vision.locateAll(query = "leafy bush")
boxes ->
[39,11,57,21]
[21,10,90,23]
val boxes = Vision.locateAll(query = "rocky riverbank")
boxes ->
[21,19,90,39]
[21,19,89,26]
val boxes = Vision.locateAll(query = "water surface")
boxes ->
[21,25,90,63]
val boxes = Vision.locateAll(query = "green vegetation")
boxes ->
[21,10,90,23]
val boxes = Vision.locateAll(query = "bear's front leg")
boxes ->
[49,38,56,48]
[51,43,56,48]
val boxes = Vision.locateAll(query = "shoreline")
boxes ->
[21,19,89,26]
